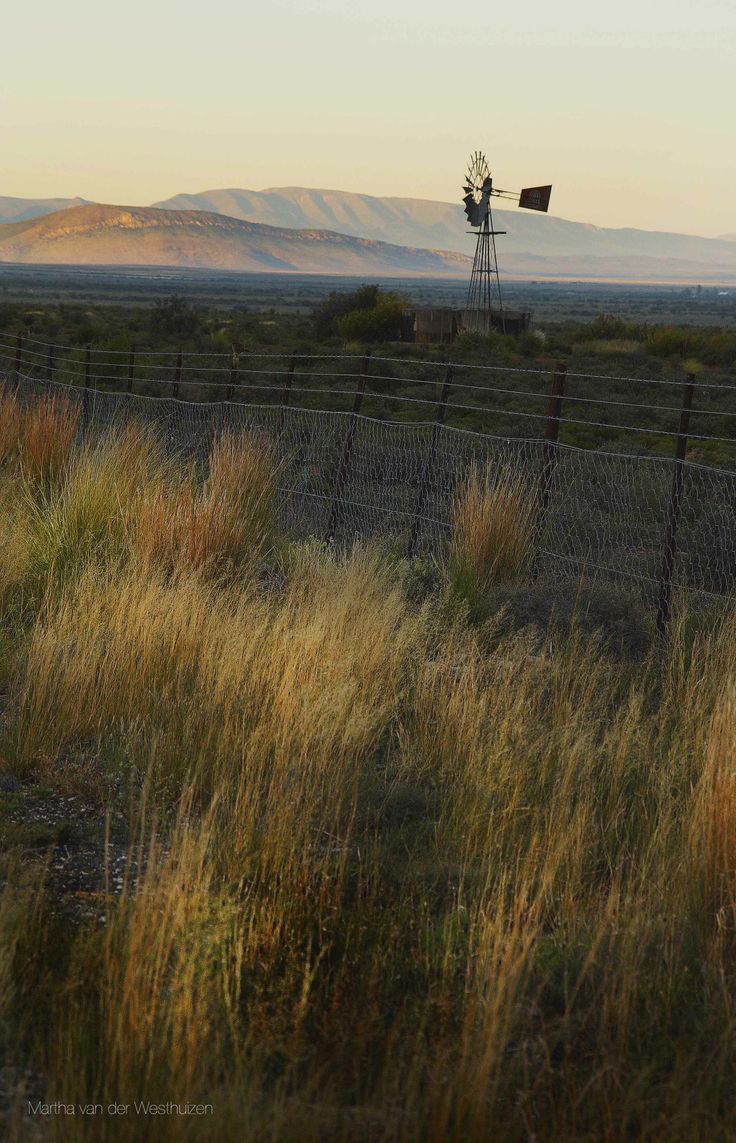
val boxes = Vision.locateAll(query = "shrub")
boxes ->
[336,296,405,343]
[587,313,647,341]
[149,295,203,340]
[312,284,407,341]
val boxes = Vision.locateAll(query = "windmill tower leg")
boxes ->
[465,212,505,335]
[488,202,506,334]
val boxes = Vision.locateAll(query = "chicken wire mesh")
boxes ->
[5,370,736,613]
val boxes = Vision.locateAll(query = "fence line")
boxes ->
[3,336,736,460]
[4,366,736,633]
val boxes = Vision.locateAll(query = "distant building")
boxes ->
[402,306,532,343]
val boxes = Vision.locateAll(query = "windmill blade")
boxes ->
[518,185,552,212]
[463,196,481,226]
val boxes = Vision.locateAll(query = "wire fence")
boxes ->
[4,333,736,455]
[2,333,736,630]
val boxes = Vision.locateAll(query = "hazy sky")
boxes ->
[3,0,734,236]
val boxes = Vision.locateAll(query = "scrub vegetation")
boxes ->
[4,286,736,467]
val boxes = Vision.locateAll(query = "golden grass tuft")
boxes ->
[17,421,161,596]
[134,430,277,574]
[0,385,25,467]
[448,460,535,608]
[691,679,736,935]
[20,391,80,491]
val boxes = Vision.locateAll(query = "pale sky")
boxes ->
[3,0,735,237]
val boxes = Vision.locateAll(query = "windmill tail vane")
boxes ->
[462,151,552,335]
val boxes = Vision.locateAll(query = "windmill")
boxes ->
[463,151,552,335]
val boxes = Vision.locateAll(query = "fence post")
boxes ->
[81,346,92,436]
[406,362,454,559]
[278,354,296,435]
[127,346,136,394]
[225,347,240,403]
[531,362,567,579]
[47,344,55,383]
[655,372,696,639]
[325,351,371,543]
[11,333,23,390]
[172,351,183,400]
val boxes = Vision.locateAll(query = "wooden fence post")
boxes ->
[172,351,183,400]
[81,346,92,436]
[325,351,371,543]
[278,354,296,435]
[531,362,567,579]
[47,345,55,383]
[406,362,454,559]
[225,347,240,403]
[127,346,136,394]
[655,373,696,639]
[12,333,23,390]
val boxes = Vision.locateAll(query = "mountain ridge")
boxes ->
[0,203,471,277]
[0,197,734,284]
[0,196,88,226]
[153,186,736,268]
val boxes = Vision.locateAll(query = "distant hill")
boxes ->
[1,197,734,284]
[153,186,736,281]
[0,196,88,225]
[0,203,470,276]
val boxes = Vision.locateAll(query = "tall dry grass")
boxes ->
[17,422,161,596]
[4,415,736,1140]
[134,430,277,574]
[0,384,78,487]
[0,385,25,467]
[21,392,80,491]
[448,460,535,611]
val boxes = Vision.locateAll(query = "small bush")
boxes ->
[149,295,203,340]
[312,284,407,341]
[586,313,648,341]
[336,296,405,343]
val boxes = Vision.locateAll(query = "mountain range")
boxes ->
[0,188,734,283]
[0,204,469,277]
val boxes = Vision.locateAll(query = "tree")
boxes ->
[149,296,203,340]
[312,284,406,341]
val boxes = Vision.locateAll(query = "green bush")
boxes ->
[149,295,203,340]
[312,284,407,341]
[336,297,405,343]
[587,313,648,341]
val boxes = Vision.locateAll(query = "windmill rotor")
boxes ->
[462,152,493,228]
